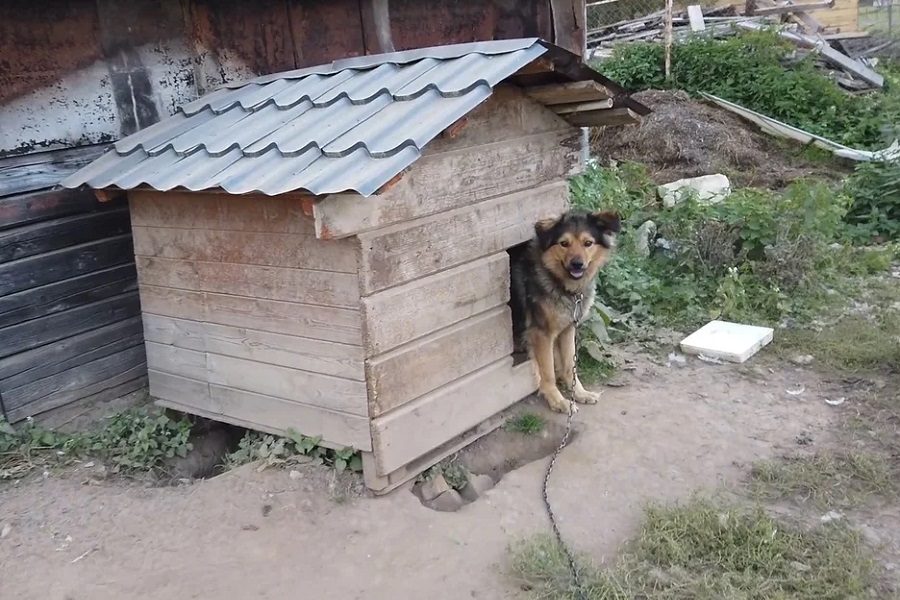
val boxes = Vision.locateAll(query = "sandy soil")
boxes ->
[0,351,848,599]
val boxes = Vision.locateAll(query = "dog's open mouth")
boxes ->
[567,266,585,279]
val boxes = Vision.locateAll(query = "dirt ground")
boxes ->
[1,346,865,600]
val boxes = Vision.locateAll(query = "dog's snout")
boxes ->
[569,258,585,269]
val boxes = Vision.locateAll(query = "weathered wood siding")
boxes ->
[0,147,145,423]
[132,192,370,450]
[354,90,579,479]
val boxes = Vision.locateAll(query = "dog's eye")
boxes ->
[583,240,594,247]
[559,240,570,248]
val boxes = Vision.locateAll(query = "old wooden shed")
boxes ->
[63,38,648,491]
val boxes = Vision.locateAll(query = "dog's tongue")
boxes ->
[568,267,585,279]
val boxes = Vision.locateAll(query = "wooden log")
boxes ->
[135,257,360,309]
[314,130,581,239]
[0,188,104,231]
[0,317,144,388]
[138,285,363,346]
[0,208,131,262]
[357,181,569,294]
[1,344,146,413]
[142,314,365,380]
[132,226,358,272]
[525,80,611,105]
[564,107,642,127]
[150,371,371,451]
[370,357,536,475]
[367,307,514,416]
[0,234,134,296]
[129,191,316,235]
[0,263,137,328]
[0,145,107,198]
[361,253,510,356]
[206,354,368,417]
[0,292,141,359]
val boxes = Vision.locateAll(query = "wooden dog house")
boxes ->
[62,38,648,492]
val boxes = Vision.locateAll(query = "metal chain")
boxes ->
[541,292,587,600]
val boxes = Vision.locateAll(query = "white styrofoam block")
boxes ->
[679,320,773,363]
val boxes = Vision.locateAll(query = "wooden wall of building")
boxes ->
[0,147,145,423]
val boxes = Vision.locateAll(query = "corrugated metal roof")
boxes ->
[61,39,635,197]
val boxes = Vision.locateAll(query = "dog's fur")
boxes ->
[510,209,621,412]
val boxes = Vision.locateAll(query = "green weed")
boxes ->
[224,429,362,474]
[599,32,900,150]
[510,498,883,599]
[505,413,546,436]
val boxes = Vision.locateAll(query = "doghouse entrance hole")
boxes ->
[411,398,578,511]
[507,242,530,367]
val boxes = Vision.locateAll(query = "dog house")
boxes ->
[62,38,648,492]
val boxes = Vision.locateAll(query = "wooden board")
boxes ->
[151,372,371,451]
[315,129,581,239]
[0,207,131,262]
[367,307,514,416]
[564,107,642,127]
[129,191,315,234]
[2,345,146,414]
[552,99,615,114]
[0,291,141,359]
[142,314,365,380]
[0,234,133,296]
[0,145,107,198]
[145,341,208,382]
[371,357,537,475]
[0,317,144,389]
[357,181,570,294]
[135,256,360,309]
[0,263,137,328]
[751,0,834,15]
[132,226,358,273]
[138,285,363,346]
[207,354,368,417]
[361,252,510,356]
[525,80,610,105]
[0,188,104,231]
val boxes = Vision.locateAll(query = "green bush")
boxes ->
[598,31,899,149]
[844,160,900,242]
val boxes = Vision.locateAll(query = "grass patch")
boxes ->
[510,498,883,599]
[778,313,900,374]
[505,412,546,436]
[751,452,895,508]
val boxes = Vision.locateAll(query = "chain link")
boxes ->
[541,292,587,600]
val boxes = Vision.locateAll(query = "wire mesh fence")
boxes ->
[859,0,899,37]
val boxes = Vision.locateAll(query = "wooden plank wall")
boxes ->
[131,192,371,451]
[348,88,580,479]
[0,145,145,423]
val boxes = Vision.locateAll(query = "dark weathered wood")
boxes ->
[0,207,131,262]
[0,188,104,231]
[0,317,144,388]
[288,0,366,66]
[0,292,141,359]
[0,234,134,296]
[0,145,108,198]
[2,344,146,412]
[0,263,137,328]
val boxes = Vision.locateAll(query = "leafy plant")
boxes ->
[599,32,900,150]
[844,160,900,242]
[224,429,362,474]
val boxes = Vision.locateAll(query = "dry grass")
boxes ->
[510,498,883,599]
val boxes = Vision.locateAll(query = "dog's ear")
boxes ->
[588,211,621,248]
[534,216,560,250]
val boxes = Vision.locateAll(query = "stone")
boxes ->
[289,470,302,480]
[791,354,814,366]
[1,523,11,539]
[658,174,731,207]
[418,473,451,502]
[424,489,465,512]
[459,473,495,502]
[820,510,843,523]
[634,220,657,258]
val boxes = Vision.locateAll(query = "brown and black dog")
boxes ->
[510,210,621,413]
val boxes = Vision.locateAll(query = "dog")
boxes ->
[510,209,621,413]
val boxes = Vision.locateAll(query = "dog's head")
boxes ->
[534,210,621,284]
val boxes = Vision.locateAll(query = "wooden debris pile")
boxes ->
[587,0,884,91]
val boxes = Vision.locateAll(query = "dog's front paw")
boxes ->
[540,387,572,413]
[573,387,602,405]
